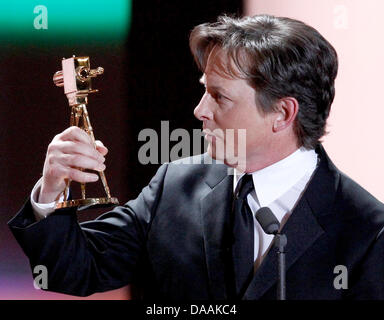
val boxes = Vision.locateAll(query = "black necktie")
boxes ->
[232,174,255,297]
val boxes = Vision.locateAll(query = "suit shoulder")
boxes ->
[163,153,230,187]
[337,172,384,227]
[170,153,215,165]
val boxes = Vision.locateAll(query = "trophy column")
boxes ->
[53,56,119,210]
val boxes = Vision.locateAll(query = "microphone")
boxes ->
[256,207,287,300]
[255,207,280,235]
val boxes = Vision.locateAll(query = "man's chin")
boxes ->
[207,144,243,169]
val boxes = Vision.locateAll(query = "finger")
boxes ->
[58,126,93,145]
[58,154,106,172]
[95,140,108,156]
[67,167,100,184]
[56,141,105,162]
[46,163,99,184]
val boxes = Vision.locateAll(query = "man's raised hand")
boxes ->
[38,126,108,204]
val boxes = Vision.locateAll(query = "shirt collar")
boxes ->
[234,147,318,207]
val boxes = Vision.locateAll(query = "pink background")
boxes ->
[245,0,384,202]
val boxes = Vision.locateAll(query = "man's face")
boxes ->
[194,49,277,171]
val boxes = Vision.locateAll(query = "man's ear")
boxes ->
[272,97,299,132]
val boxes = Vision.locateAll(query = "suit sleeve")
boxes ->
[8,163,168,297]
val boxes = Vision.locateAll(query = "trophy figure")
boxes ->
[53,56,119,210]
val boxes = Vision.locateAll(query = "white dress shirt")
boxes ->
[31,147,318,266]
[233,147,318,267]
[31,177,64,220]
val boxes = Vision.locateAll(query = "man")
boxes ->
[9,14,384,300]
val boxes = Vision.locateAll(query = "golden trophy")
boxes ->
[53,56,119,210]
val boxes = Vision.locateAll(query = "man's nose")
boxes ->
[194,93,213,121]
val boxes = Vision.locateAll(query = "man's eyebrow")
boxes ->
[209,85,231,95]
[199,74,233,98]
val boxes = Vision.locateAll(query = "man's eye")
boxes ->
[212,92,224,101]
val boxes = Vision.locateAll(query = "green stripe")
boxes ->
[0,0,131,46]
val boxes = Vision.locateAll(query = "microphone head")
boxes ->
[256,207,280,235]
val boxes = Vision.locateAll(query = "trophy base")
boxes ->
[55,197,119,211]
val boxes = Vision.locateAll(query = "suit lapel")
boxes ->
[200,162,234,299]
[243,145,339,300]
[243,196,324,299]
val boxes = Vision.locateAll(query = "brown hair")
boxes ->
[189,15,338,149]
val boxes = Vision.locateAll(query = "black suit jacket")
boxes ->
[8,146,384,299]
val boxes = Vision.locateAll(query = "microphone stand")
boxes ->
[255,207,288,300]
[275,233,287,300]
